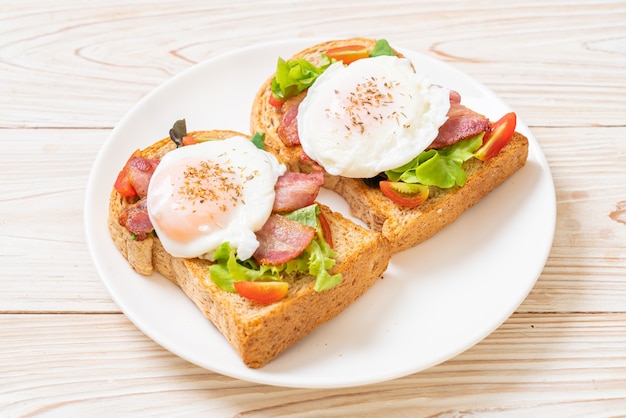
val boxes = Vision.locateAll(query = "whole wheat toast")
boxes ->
[250,38,529,253]
[107,130,391,368]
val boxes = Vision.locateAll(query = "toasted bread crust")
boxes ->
[250,38,530,253]
[108,131,391,368]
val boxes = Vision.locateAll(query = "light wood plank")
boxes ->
[1,313,625,416]
[1,1,624,128]
[2,0,626,414]
[0,129,117,312]
[520,127,626,312]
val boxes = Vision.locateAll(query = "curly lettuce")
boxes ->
[369,39,396,57]
[270,57,331,101]
[270,39,396,102]
[209,204,341,293]
[385,133,484,189]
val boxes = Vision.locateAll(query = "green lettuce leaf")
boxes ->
[209,243,281,292]
[369,39,396,57]
[208,204,341,293]
[283,203,319,228]
[270,57,330,101]
[308,236,341,292]
[284,204,341,291]
[250,132,266,150]
[385,133,484,188]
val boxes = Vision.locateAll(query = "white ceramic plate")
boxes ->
[85,39,556,389]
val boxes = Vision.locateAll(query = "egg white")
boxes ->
[297,55,450,178]
[147,136,286,261]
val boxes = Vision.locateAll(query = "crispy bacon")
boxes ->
[118,198,154,241]
[277,95,305,146]
[429,102,490,149]
[127,157,159,199]
[277,104,299,146]
[299,150,324,172]
[449,89,462,104]
[273,171,324,213]
[253,214,315,265]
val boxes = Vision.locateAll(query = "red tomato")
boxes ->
[475,112,517,161]
[379,181,429,207]
[182,135,197,146]
[234,281,289,304]
[326,45,370,65]
[318,211,333,248]
[268,94,285,107]
[114,149,142,197]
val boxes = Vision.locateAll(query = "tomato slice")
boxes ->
[182,135,197,146]
[268,93,285,107]
[114,149,142,197]
[318,211,333,248]
[234,281,289,304]
[475,112,517,161]
[326,45,370,65]
[379,180,429,207]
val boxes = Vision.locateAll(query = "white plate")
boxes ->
[85,39,556,389]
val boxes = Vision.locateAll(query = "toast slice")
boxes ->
[108,130,391,368]
[250,38,529,254]
[326,132,528,253]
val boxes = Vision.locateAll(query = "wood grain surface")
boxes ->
[1,0,625,416]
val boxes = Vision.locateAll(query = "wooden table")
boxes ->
[2,1,625,416]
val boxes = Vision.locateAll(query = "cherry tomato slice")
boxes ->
[318,211,333,249]
[234,281,289,304]
[475,112,517,161]
[379,180,429,207]
[182,135,197,146]
[326,45,370,65]
[268,93,285,107]
[114,149,142,197]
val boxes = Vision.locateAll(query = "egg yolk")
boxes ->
[152,158,244,243]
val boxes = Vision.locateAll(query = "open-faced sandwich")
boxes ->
[250,37,529,253]
[108,122,391,368]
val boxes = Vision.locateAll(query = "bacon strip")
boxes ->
[127,157,159,199]
[273,171,324,213]
[277,95,304,146]
[117,156,159,240]
[449,89,462,104]
[429,102,490,149]
[253,214,315,265]
[118,198,154,241]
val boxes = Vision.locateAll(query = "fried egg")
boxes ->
[147,136,286,261]
[297,55,450,178]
